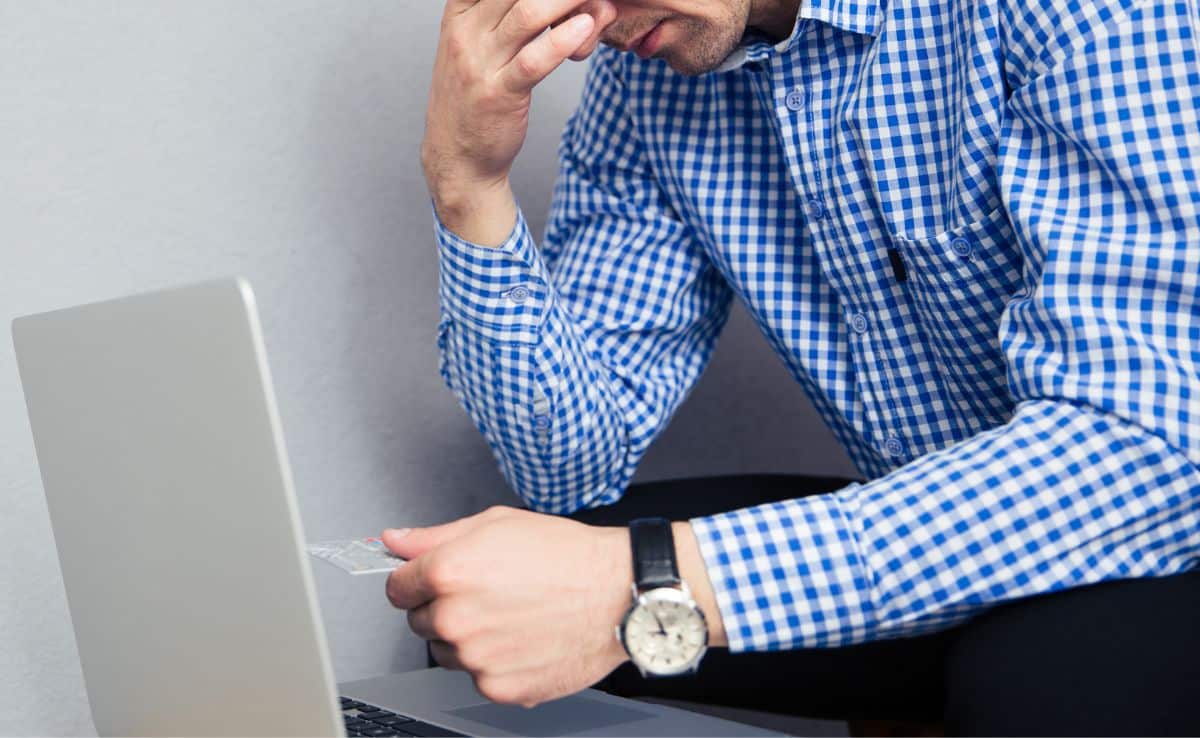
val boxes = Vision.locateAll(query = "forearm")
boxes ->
[434,178,732,514]
[691,400,1200,652]
[433,49,732,514]
[435,214,631,512]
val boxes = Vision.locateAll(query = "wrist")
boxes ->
[607,520,728,652]
[429,177,517,249]
[597,526,635,664]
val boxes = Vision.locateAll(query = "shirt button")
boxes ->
[505,285,531,304]
[884,434,905,458]
[532,414,552,432]
[806,198,826,221]
[784,87,807,112]
[950,237,974,259]
[849,312,869,334]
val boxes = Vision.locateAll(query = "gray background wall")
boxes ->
[0,2,856,735]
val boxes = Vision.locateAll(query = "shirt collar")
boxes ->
[714,0,883,72]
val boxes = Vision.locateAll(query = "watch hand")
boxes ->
[653,613,667,635]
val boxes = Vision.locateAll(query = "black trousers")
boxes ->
[569,474,1200,736]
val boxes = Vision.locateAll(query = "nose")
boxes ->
[580,0,618,30]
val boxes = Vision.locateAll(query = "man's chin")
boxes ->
[646,34,739,76]
[655,49,730,76]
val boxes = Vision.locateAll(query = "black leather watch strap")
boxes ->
[629,517,681,590]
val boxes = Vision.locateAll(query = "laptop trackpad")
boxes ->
[448,695,654,736]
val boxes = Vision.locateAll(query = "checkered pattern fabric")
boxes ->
[434,0,1200,650]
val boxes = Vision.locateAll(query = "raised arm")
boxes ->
[433,47,734,512]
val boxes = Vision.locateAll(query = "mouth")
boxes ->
[622,21,666,59]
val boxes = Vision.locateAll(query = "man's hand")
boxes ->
[383,506,631,707]
[384,506,728,707]
[422,0,617,246]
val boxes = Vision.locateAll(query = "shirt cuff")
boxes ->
[690,484,873,652]
[435,206,550,345]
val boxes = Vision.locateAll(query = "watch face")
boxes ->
[622,588,708,675]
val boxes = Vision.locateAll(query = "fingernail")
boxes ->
[384,528,412,538]
[570,13,595,35]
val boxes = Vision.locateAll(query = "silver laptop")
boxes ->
[12,278,779,738]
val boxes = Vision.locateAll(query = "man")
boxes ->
[385,0,1200,732]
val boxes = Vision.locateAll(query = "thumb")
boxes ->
[382,515,482,560]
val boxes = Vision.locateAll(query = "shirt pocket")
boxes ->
[889,205,1025,422]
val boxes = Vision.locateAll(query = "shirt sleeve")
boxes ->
[434,48,733,514]
[691,0,1200,651]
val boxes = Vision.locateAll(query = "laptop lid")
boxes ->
[13,279,343,737]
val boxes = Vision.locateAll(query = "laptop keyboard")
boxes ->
[340,697,466,737]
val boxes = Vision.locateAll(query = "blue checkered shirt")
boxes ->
[434,0,1200,650]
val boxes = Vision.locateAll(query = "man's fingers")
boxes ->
[383,518,471,559]
[429,640,465,670]
[499,14,595,94]
[385,553,438,610]
[490,0,594,53]
[445,0,481,15]
[384,507,523,609]
[407,601,438,640]
[383,505,519,559]
[460,0,521,33]
[564,0,616,62]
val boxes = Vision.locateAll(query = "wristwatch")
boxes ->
[616,517,708,677]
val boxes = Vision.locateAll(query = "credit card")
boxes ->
[307,537,406,575]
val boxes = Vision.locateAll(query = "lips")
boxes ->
[622,21,662,54]
[634,22,663,58]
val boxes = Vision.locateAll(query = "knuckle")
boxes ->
[509,1,539,30]
[455,643,486,673]
[405,608,422,633]
[424,556,459,593]
[384,579,403,609]
[430,642,457,669]
[513,53,541,81]
[476,676,523,705]
[475,76,509,106]
[430,606,463,641]
[443,28,468,57]
[592,0,617,27]
[442,35,480,77]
